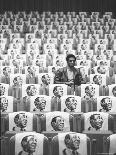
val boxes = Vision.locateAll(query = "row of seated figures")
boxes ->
[1,92,116,113]
[0,11,116,155]
[1,110,116,155]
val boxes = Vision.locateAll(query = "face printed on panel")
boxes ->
[3,67,11,76]
[51,116,64,131]
[13,76,23,86]
[93,75,102,85]
[89,114,103,130]
[34,97,46,111]
[85,85,95,97]
[14,113,27,129]
[100,97,112,112]
[65,97,77,111]
[41,74,51,85]
[0,84,5,96]
[26,85,37,96]
[53,86,64,97]
[0,97,8,112]
[97,66,106,74]
[64,133,80,151]
[20,135,37,154]
[112,86,116,97]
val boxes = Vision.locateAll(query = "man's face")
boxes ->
[35,97,46,110]
[66,97,77,110]
[27,85,37,96]
[112,87,116,97]
[36,60,43,67]
[101,98,112,111]
[55,116,64,131]
[90,114,103,130]
[3,67,11,76]
[0,97,8,112]
[80,61,88,66]
[13,76,23,86]
[12,59,21,67]
[0,84,5,96]
[97,66,106,74]
[53,116,64,131]
[85,85,95,97]
[70,135,80,150]
[27,67,35,75]
[106,50,111,59]
[17,113,27,128]
[42,74,50,85]
[26,136,37,153]
[93,75,102,85]
[55,86,63,97]
[67,57,76,68]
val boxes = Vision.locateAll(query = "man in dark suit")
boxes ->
[54,54,83,88]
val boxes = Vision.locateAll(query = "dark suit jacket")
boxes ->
[54,67,82,86]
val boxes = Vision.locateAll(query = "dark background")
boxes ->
[0,0,116,14]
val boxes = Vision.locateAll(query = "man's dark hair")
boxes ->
[66,54,76,62]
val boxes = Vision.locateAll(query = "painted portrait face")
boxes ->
[36,60,44,67]
[26,85,37,96]
[0,84,5,96]
[64,134,80,150]
[93,75,102,85]
[51,116,64,131]
[41,74,51,85]
[85,85,95,97]
[27,67,36,76]
[0,97,8,112]
[21,135,37,153]
[105,50,112,59]
[97,66,106,74]
[90,114,103,130]
[34,97,46,111]
[101,97,112,112]
[80,60,88,66]
[14,113,27,128]
[3,67,11,76]
[65,97,77,111]
[70,134,80,150]
[55,86,64,97]
[12,59,21,67]
[13,76,23,86]
[112,86,116,97]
